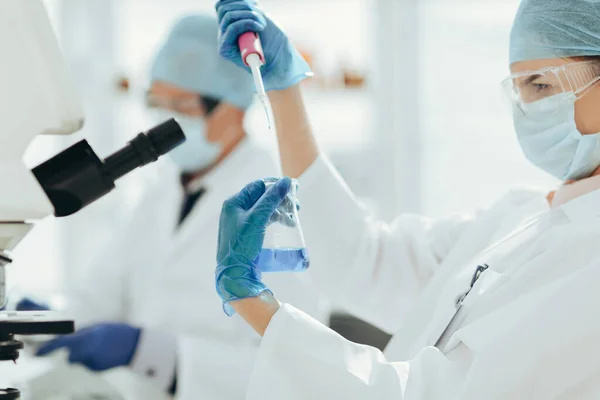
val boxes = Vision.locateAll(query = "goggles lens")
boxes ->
[502,61,600,117]
[146,93,221,116]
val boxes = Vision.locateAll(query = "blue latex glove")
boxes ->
[216,0,312,91]
[16,298,49,311]
[216,177,292,315]
[36,323,141,372]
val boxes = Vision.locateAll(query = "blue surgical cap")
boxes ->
[510,0,600,64]
[150,14,255,110]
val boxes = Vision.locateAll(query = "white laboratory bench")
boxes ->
[0,347,55,393]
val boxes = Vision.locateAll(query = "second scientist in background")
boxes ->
[32,14,327,400]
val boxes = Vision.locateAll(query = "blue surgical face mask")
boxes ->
[154,111,221,172]
[513,92,600,181]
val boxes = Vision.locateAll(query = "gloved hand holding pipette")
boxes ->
[216,0,312,92]
[216,0,319,179]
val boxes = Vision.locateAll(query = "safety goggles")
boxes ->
[145,92,221,116]
[501,61,600,117]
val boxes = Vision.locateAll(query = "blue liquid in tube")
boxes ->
[256,248,310,272]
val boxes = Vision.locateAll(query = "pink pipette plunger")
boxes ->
[238,32,267,96]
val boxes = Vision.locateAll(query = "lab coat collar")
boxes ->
[167,138,273,259]
[558,185,600,222]
[184,138,257,194]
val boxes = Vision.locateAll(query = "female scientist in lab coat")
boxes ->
[212,0,600,398]
[32,14,326,400]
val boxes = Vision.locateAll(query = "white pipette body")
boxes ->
[245,53,272,128]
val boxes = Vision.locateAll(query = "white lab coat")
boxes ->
[66,140,327,400]
[246,156,600,400]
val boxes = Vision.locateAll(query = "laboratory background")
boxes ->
[12,0,557,306]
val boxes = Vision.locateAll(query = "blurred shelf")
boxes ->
[245,86,374,153]
[302,86,372,98]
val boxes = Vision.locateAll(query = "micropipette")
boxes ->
[238,32,272,127]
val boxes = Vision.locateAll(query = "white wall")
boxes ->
[418,1,558,217]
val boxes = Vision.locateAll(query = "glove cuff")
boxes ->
[263,45,313,92]
[216,253,272,316]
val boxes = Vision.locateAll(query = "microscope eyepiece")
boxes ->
[147,118,185,156]
[32,119,185,217]
[103,118,184,181]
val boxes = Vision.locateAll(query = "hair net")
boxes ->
[150,14,255,110]
[510,0,600,64]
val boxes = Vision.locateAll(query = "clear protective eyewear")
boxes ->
[502,61,600,117]
[145,92,221,116]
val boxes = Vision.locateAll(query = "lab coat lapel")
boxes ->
[165,140,264,264]
[447,253,600,399]
[127,168,183,325]
[386,192,551,359]
[166,185,221,263]
[408,215,548,354]
[421,211,600,357]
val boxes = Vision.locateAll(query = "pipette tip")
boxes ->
[258,93,272,129]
